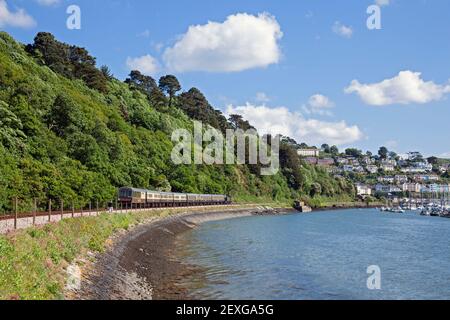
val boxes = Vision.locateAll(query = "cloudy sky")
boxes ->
[2,0,450,157]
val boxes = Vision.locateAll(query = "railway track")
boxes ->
[0,203,237,234]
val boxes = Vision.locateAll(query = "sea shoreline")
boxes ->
[67,204,378,300]
[312,204,380,212]
[67,206,295,300]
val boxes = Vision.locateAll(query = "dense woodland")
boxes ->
[0,32,355,212]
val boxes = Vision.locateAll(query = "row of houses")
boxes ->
[378,175,408,184]
[303,157,335,166]
[377,174,440,184]
[356,183,450,196]
[297,148,440,175]
[297,148,402,173]
[400,165,433,174]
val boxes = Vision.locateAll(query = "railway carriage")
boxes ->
[146,190,160,206]
[118,187,147,207]
[173,193,188,206]
[118,187,231,208]
[159,192,174,206]
[187,193,200,205]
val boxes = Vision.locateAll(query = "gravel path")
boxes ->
[0,205,244,235]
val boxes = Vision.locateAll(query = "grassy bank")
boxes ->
[0,203,281,300]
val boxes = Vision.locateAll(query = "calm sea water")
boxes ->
[178,209,450,300]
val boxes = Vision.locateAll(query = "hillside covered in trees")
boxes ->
[0,31,355,212]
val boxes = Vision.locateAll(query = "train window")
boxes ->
[120,189,132,197]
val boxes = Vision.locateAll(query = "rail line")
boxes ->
[0,203,237,235]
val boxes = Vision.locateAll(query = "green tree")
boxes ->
[149,88,168,111]
[330,145,339,156]
[282,137,300,148]
[321,144,331,154]
[46,95,84,137]
[427,156,438,165]
[0,101,26,150]
[345,148,363,158]
[26,32,71,77]
[389,151,399,160]
[125,70,157,97]
[279,142,304,190]
[214,110,230,133]
[100,65,114,80]
[228,114,254,131]
[310,183,322,198]
[159,75,181,107]
[27,32,108,92]
[378,146,388,159]
[179,88,224,129]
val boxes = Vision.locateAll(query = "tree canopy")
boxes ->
[159,75,181,106]
[27,32,108,93]
[378,146,388,159]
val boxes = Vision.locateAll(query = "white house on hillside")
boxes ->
[356,184,372,196]
[402,183,422,193]
[381,164,395,172]
[297,149,320,157]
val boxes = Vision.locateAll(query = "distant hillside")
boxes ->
[0,32,355,212]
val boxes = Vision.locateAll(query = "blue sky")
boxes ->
[1,0,450,157]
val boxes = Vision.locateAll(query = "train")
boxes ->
[118,187,232,208]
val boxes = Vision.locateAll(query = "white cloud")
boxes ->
[126,55,160,76]
[137,29,151,38]
[439,152,450,159]
[153,42,164,52]
[255,92,270,103]
[384,140,398,149]
[0,0,36,28]
[302,94,334,116]
[163,12,283,73]
[345,70,450,106]
[225,103,364,146]
[332,21,353,38]
[36,0,60,6]
[375,0,390,6]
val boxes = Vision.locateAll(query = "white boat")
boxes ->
[381,207,404,213]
